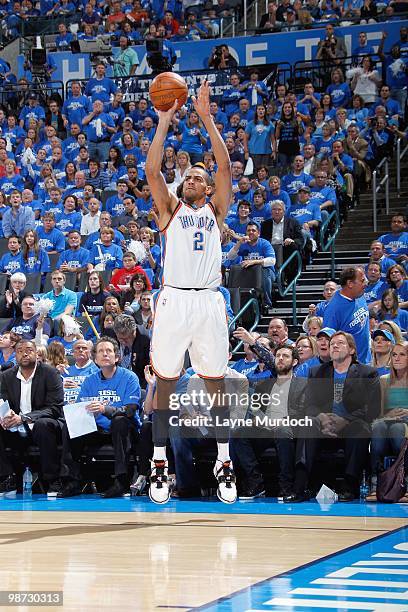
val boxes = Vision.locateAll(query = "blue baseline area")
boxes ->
[192,526,408,612]
[1,494,408,518]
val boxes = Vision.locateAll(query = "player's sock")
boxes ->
[216,442,230,463]
[153,446,167,461]
[210,407,230,450]
[152,409,171,448]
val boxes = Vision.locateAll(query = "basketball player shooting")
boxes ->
[146,81,236,505]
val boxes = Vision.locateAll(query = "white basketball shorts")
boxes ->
[150,286,229,379]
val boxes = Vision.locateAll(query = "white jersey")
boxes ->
[161,200,222,289]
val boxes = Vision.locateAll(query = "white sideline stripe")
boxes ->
[373,554,408,559]
[353,561,408,566]
[313,578,408,589]
[328,568,408,577]
[291,587,408,600]
[261,598,408,610]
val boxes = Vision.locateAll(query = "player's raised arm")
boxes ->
[192,81,232,222]
[145,101,179,225]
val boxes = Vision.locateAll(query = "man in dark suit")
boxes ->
[284,331,381,503]
[261,200,304,280]
[0,339,63,495]
[113,314,150,388]
[231,345,307,499]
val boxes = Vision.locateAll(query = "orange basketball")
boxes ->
[149,72,188,111]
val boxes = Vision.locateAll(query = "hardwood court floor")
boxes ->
[0,508,406,612]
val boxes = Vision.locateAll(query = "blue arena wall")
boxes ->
[18,20,404,84]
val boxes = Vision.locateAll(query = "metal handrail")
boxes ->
[229,294,260,354]
[276,249,302,326]
[220,15,236,38]
[396,138,408,195]
[320,210,340,280]
[372,157,389,232]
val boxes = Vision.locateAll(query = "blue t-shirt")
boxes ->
[222,86,242,116]
[85,229,124,250]
[78,366,141,431]
[363,280,387,304]
[84,112,115,142]
[281,172,312,199]
[22,248,50,274]
[313,136,335,158]
[230,359,260,378]
[0,175,24,195]
[84,77,117,104]
[5,314,51,339]
[62,137,81,161]
[234,189,254,206]
[310,186,337,208]
[37,227,66,253]
[55,211,82,234]
[378,232,408,261]
[236,238,275,270]
[63,360,99,404]
[107,103,125,127]
[323,291,371,364]
[0,252,24,274]
[227,218,249,237]
[326,83,351,108]
[48,336,76,355]
[245,121,274,154]
[88,243,123,270]
[295,356,320,378]
[106,195,126,217]
[333,369,348,418]
[287,202,321,227]
[266,190,291,210]
[179,124,207,155]
[352,43,375,61]
[56,247,90,270]
[393,280,408,305]
[315,300,330,317]
[250,204,272,225]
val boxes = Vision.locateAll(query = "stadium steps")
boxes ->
[253,249,368,341]
[337,157,408,251]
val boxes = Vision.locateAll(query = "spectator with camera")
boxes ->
[316,25,347,64]
[208,44,238,70]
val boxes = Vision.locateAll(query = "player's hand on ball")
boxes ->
[155,99,179,124]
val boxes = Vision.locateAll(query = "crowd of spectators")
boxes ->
[0,9,406,501]
[0,0,238,48]
[258,0,408,32]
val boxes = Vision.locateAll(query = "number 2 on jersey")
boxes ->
[193,231,204,252]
